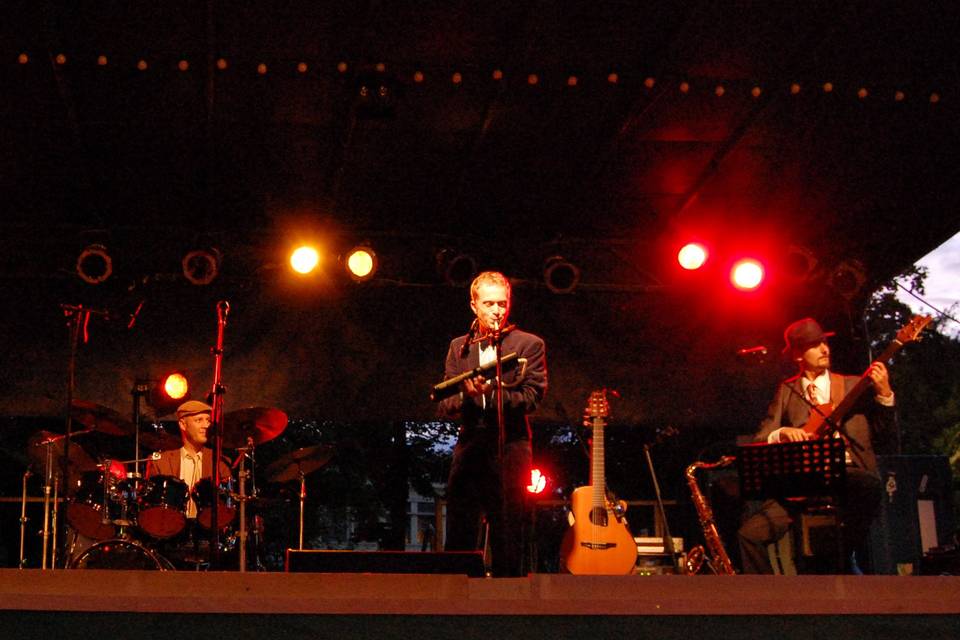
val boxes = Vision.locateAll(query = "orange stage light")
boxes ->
[290,246,320,274]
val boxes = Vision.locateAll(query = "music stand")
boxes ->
[737,439,847,572]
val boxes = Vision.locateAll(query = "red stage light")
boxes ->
[527,468,547,494]
[677,243,708,270]
[731,259,764,290]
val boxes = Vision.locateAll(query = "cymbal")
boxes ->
[27,430,98,485]
[221,407,288,448]
[265,444,334,483]
[70,399,134,436]
[139,424,182,452]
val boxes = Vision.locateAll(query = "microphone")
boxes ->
[736,345,768,356]
[217,300,230,323]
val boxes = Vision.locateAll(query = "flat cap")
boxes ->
[176,400,212,419]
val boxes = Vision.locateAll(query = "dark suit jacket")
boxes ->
[754,372,894,473]
[145,447,232,483]
[438,328,547,442]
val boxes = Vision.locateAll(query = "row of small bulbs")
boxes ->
[16,52,944,103]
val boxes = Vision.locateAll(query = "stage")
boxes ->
[2,570,958,639]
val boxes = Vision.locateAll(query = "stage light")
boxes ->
[345,245,377,282]
[782,245,818,282]
[76,244,113,284]
[290,246,320,274]
[436,249,477,287]
[526,468,547,495]
[677,243,708,270]
[731,258,764,290]
[182,247,221,286]
[543,256,580,294]
[828,259,866,300]
[147,372,189,417]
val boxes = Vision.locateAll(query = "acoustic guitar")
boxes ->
[802,314,932,438]
[560,389,638,575]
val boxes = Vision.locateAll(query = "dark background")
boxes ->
[1,2,958,566]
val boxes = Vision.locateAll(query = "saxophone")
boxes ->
[684,456,737,575]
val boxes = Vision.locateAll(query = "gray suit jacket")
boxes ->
[754,372,894,473]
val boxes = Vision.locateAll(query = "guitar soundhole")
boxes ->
[589,506,608,527]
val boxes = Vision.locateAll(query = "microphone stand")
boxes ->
[209,300,230,568]
[493,320,505,461]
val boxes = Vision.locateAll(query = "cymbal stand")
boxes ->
[236,438,254,572]
[40,440,55,570]
[50,476,60,569]
[19,469,31,568]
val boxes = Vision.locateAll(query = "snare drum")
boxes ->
[138,475,189,539]
[192,477,237,530]
[67,471,134,540]
[70,538,174,570]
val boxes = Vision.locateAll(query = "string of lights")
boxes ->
[11,52,947,104]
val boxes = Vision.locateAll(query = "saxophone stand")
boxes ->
[643,443,683,574]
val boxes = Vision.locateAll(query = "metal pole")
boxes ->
[18,469,31,568]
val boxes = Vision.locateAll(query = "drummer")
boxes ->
[145,400,232,518]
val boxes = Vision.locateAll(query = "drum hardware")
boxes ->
[18,469,31,568]
[28,429,97,570]
[235,439,253,572]
[265,444,335,550]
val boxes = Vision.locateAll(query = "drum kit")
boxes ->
[20,399,336,571]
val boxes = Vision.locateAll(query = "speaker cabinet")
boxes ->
[285,549,486,577]
[869,455,955,575]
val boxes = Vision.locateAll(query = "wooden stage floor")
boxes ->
[2,569,959,616]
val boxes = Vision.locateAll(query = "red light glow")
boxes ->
[678,243,708,270]
[731,259,764,290]
[526,468,547,494]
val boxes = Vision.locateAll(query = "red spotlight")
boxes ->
[731,259,764,290]
[677,243,708,270]
[526,468,547,494]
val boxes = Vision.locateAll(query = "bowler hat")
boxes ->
[782,317,834,354]
[176,400,212,419]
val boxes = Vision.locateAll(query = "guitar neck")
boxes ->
[590,418,606,506]
[819,338,904,435]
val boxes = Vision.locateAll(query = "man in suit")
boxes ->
[738,318,895,573]
[145,400,232,522]
[438,271,547,577]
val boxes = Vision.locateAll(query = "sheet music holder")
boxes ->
[736,439,846,502]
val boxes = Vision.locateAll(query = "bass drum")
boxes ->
[70,538,174,570]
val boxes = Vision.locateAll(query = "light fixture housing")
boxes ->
[76,244,113,284]
[182,247,221,286]
[437,249,477,287]
[543,256,580,294]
